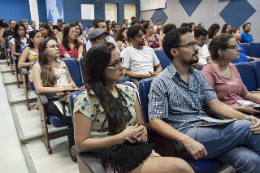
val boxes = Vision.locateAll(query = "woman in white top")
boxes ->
[75,24,87,44]
[9,24,29,58]
[115,27,131,52]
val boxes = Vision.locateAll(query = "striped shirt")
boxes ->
[148,63,217,134]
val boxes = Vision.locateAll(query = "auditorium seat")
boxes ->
[248,42,260,58]
[234,62,257,92]
[154,50,172,69]
[5,36,14,74]
[239,43,251,57]
[138,77,228,173]
[35,57,83,154]
[250,60,260,90]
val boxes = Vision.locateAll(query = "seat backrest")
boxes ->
[62,57,83,88]
[154,50,171,69]
[250,60,260,90]
[19,47,26,54]
[234,62,257,91]
[239,43,251,56]
[248,43,260,58]
[5,36,12,49]
[80,56,84,71]
[138,77,154,123]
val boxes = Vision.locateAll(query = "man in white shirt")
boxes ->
[121,25,163,86]
[193,27,212,67]
[85,20,119,52]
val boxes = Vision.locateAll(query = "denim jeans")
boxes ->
[180,120,260,173]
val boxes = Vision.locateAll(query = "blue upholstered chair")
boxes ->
[35,57,83,154]
[248,43,260,58]
[239,43,251,57]
[69,82,138,173]
[250,60,260,90]
[5,36,14,74]
[234,62,257,92]
[154,50,172,69]
[138,77,228,173]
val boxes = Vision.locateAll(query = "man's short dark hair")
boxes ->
[123,19,128,23]
[194,28,208,38]
[180,23,192,29]
[94,20,105,28]
[127,25,143,41]
[111,23,119,28]
[163,27,192,61]
[242,22,251,29]
[163,23,176,35]
[131,20,139,26]
[131,16,136,21]
[140,19,146,24]
[9,19,15,24]
[228,28,240,35]
[88,25,94,29]
[57,19,62,23]
[60,22,67,28]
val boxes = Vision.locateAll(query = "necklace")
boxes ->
[167,66,198,93]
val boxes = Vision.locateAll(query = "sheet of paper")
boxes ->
[197,116,237,123]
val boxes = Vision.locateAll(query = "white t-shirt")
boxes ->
[9,37,28,47]
[121,46,160,74]
[85,35,120,52]
[198,44,210,64]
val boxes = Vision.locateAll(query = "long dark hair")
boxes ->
[13,24,28,53]
[221,23,230,33]
[38,37,57,87]
[83,42,126,134]
[208,23,220,39]
[114,27,127,42]
[39,23,55,39]
[28,30,42,49]
[62,24,79,50]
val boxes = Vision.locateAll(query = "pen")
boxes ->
[213,122,218,125]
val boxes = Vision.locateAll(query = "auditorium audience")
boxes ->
[129,16,136,25]
[59,25,83,61]
[73,42,194,173]
[32,37,78,162]
[156,25,165,42]
[39,23,55,39]
[114,27,131,52]
[140,19,147,27]
[228,28,259,63]
[190,22,195,32]
[221,23,231,33]
[110,23,120,38]
[9,24,29,58]
[202,33,260,115]
[240,22,256,43]
[131,20,139,26]
[53,19,62,34]
[106,20,113,35]
[208,23,220,40]
[193,27,211,67]
[1,19,16,47]
[123,19,128,28]
[144,22,162,49]
[48,22,53,31]
[75,24,87,44]
[163,23,176,35]
[154,19,162,32]
[196,23,204,29]
[88,28,108,46]
[31,20,36,30]
[149,27,260,173]
[181,23,192,29]
[121,25,162,86]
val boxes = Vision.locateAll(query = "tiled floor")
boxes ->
[0,59,235,173]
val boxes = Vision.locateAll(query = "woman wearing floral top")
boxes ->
[73,42,194,173]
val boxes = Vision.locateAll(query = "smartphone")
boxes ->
[252,104,260,110]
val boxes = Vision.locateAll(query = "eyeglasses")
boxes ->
[107,58,124,70]
[97,35,107,40]
[177,41,198,48]
[46,45,59,49]
[226,44,239,50]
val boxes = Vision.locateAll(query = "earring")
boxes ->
[219,56,226,67]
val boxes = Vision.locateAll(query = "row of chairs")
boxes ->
[239,42,260,57]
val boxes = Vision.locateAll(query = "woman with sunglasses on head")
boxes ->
[59,25,83,62]
[202,33,260,115]
[73,42,194,173]
[32,37,79,161]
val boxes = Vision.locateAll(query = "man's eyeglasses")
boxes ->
[226,44,239,50]
[177,41,197,48]
[46,45,60,49]
[107,58,124,70]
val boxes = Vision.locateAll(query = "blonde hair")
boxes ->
[156,25,163,35]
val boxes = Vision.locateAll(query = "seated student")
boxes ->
[88,28,108,46]
[1,19,16,47]
[228,28,259,63]
[207,23,220,45]
[156,25,164,43]
[154,19,162,33]
[33,37,78,162]
[9,24,29,58]
[121,25,163,87]
[75,24,87,44]
[31,21,36,30]
[85,20,120,52]
[106,20,113,35]
[18,30,43,85]
[144,22,162,50]
[202,33,260,115]
[221,23,231,34]
[110,23,120,38]
[73,42,194,173]
[163,23,176,35]
[114,27,131,52]
[149,27,260,173]
[39,23,56,40]
[53,19,62,34]
[240,22,256,43]
[123,19,129,28]
[56,22,67,42]
[59,25,83,61]
[192,28,212,67]
[131,20,139,26]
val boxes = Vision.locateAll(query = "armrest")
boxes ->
[21,68,28,75]
[34,90,48,105]
[72,146,106,173]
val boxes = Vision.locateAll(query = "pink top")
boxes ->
[201,63,249,106]
[59,41,83,58]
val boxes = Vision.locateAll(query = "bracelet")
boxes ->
[244,115,249,120]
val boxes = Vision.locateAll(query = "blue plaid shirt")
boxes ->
[148,63,218,134]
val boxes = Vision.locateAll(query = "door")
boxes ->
[124,4,136,22]
[105,3,117,22]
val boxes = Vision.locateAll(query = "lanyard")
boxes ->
[168,66,198,93]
